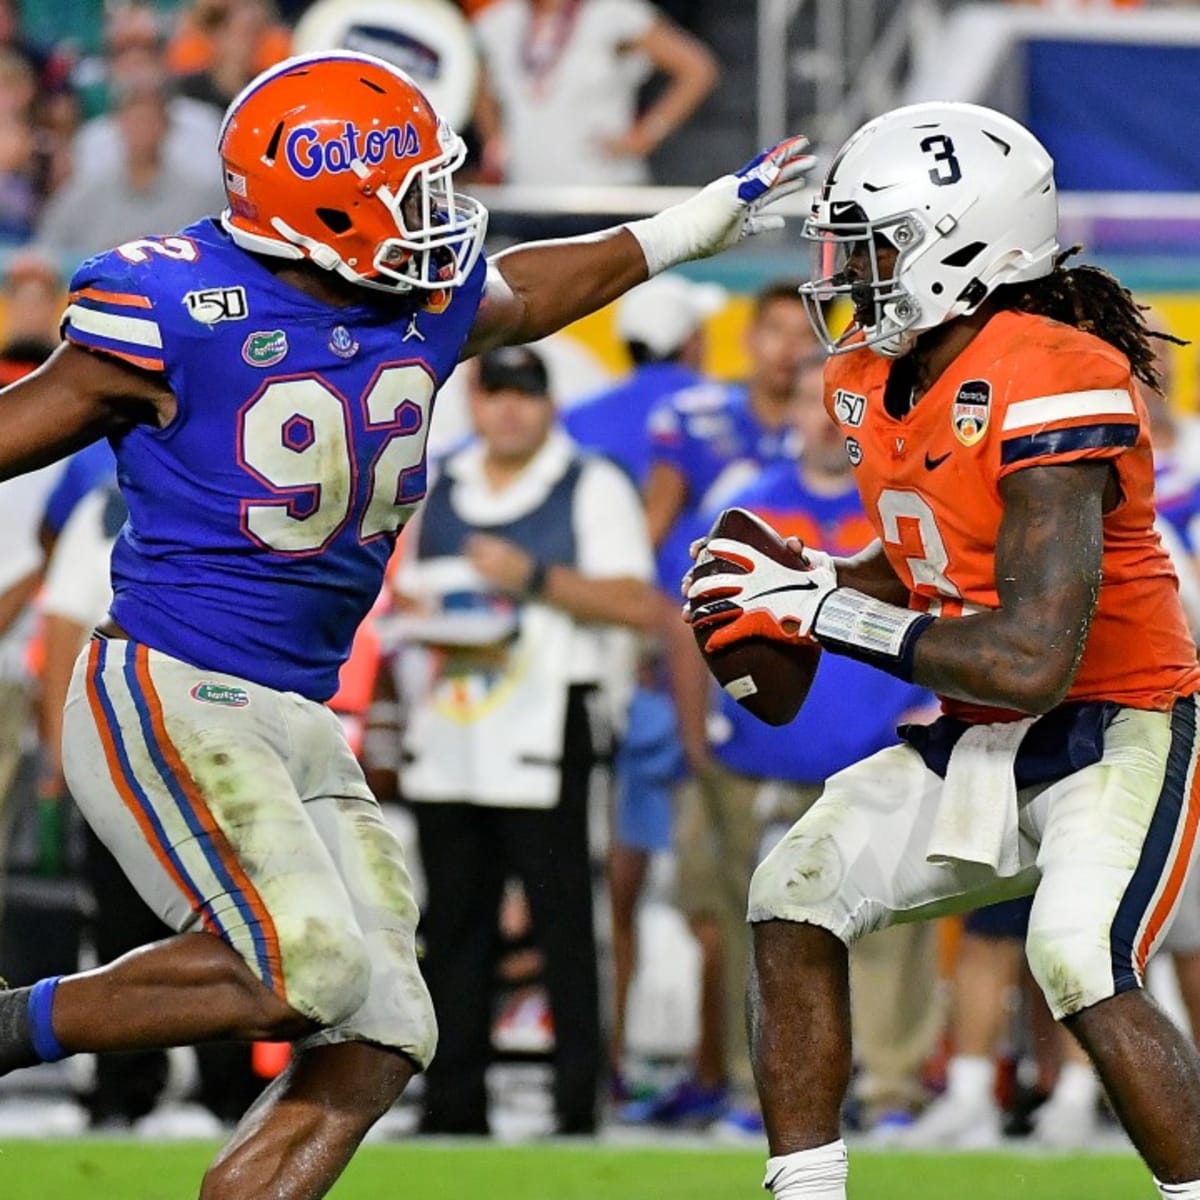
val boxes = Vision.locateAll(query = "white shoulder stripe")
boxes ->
[1001,388,1134,434]
[63,304,163,350]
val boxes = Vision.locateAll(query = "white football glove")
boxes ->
[681,533,834,599]
[627,135,816,276]
[687,537,838,652]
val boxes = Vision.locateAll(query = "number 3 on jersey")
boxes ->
[876,488,963,613]
[238,362,434,554]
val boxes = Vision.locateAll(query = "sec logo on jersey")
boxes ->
[952,379,991,446]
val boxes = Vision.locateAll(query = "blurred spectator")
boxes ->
[71,5,221,184]
[563,273,722,1095]
[0,41,35,120]
[643,280,815,552]
[0,51,38,243]
[0,248,61,381]
[0,253,72,884]
[472,0,718,185]
[37,66,226,262]
[565,273,724,485]
[624,355,938,1135]
[0,462,63,921]
[392,346,655,1135]
[905,899,1100,1149]
[166,0,291,78]
[646,280,816,779]
[1139,320,1200,1050]
[177,0,279,112]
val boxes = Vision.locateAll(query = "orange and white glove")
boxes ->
[687,538,838,652]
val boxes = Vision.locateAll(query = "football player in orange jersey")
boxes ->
[689,102,1200,1199]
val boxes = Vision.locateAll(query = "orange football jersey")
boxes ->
[824,309,1200,722]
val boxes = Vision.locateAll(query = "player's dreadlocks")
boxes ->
[994,246,1185,393]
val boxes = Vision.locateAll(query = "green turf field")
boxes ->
[0,1142,1153,1199]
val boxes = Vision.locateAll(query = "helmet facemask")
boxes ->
[797,102,1062,361]
[361,128,488,293]
[799,208,927,359]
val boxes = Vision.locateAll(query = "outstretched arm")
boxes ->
[0,343,173,481]
[460,136,814,358]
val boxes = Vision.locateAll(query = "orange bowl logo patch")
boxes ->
[952,379,991,446]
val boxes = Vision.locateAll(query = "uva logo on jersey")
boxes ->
[285,120,421,180]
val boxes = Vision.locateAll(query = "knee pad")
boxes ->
[275,915,371,1027]
[1025,915,1114,1020]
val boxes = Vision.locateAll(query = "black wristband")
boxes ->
[525,559,549,598]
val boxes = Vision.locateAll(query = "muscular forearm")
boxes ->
[0,345,169,482]
[486,229,649,347]
[906,607,1085,714]
[541,566,658,632]
[664,595,712,769]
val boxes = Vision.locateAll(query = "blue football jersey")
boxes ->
[646,380,794,592]
[646,381,794,513]
[62,218,486,700]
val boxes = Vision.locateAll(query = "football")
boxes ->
[690,507,822,727]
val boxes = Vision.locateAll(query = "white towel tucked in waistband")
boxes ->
[926,717,1036,878]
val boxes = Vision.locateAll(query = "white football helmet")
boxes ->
[800,102,1059,358]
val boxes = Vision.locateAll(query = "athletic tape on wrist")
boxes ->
[624,211,684,277]
[813,588,934,682]
[624,175,738,276]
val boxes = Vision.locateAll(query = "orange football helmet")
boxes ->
[218,50,487,293]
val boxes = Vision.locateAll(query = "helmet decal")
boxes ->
[284,122,422,180]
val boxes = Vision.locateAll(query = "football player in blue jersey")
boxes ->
[0,50,812,1200]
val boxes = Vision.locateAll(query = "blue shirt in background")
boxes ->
[563,361,703,485]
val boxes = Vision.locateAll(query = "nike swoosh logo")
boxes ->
[745,581,819,602]
[924,450,952,471]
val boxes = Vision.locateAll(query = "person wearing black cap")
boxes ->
[389,344,656,1135]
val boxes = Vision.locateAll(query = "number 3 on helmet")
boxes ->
[219,50,488,293]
